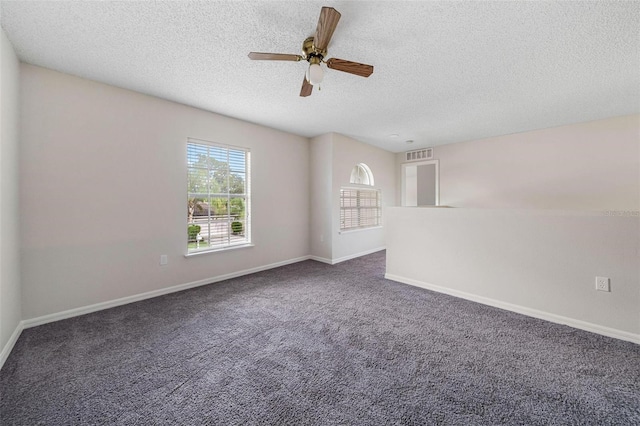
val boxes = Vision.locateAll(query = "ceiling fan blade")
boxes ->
[300,75,313,97]
[314,7,341,52]
[248,52,302,61]
[326,58,374,77]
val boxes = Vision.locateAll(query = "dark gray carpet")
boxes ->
[1,251,639,425]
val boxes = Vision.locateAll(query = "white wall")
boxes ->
[397,115,640,210]
[0,30,21,360]
[309,134,333,261]
[385,208,640,342]
[331,133,396,262]
[20,64,310,320]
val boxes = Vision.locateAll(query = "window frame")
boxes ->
[186,138,251,255]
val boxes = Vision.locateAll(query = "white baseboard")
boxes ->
[332,246,385,264]
[310,247,386,265]
[0,321,24,371]
[23,255,312,330]
[309,255,333,264]
[385,273,640,345]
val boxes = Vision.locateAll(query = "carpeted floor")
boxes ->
[1,251,639,425]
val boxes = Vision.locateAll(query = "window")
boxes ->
[342,163,380,231]
[350,163,374,186]
[340,188,382,231]
[187,138,250,253]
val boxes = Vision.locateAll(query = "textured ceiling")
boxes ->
[1,1,639,152]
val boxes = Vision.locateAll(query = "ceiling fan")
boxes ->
[248,6,374,97]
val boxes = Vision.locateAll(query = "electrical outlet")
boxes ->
[595,276,610,292]
[160,255,168,266]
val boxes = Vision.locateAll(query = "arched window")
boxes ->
[350,163,374,186]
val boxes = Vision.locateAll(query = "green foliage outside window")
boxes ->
[231,221,243,235]
[188,224,201,241]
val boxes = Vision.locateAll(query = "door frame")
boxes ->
[401,159,439,207]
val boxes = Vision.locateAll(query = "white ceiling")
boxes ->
[1,1,639,153]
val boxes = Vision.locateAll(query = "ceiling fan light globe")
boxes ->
[309,63,324,85]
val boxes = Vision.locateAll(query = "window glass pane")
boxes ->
[210,164,228,194]
[206,197,225,217]
[228,150,246,172]
[229,197,246,217]
[229,172,245,195]
[188,168,208,197]
[349,163,374,186]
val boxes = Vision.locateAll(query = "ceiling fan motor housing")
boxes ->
[302,36,326,62]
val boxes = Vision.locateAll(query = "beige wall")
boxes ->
[397,115,640,210]
[0,30,21,361]
[20,64,310,319]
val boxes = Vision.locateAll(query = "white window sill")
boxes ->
[339,225,383,235]
[185,243,254,257]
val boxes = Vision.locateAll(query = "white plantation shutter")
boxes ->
[187,138,250,253]
[340,188,382,230]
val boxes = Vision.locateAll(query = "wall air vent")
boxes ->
[405,148,433,162]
